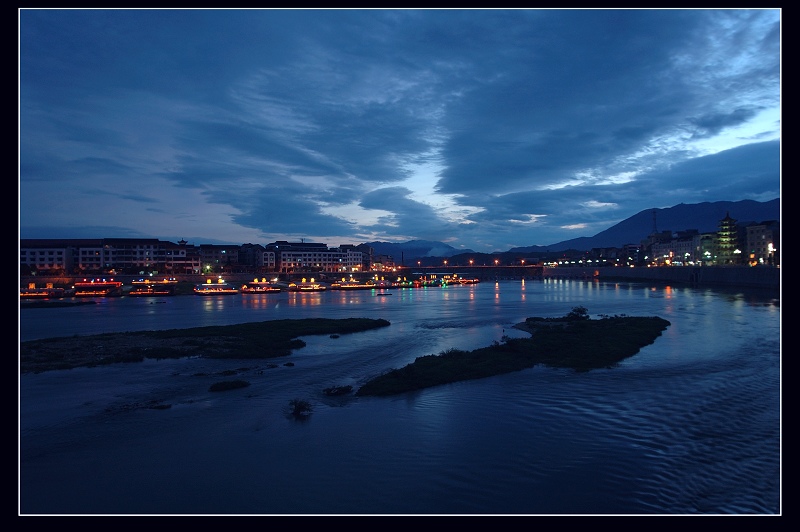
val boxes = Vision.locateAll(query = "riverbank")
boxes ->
[21,264,781,292]
[595,264,780,289]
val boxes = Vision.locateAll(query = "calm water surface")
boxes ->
[19,279,781,515]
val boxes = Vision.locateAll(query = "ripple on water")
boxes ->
[20,282,780,514]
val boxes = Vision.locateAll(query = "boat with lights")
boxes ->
[330,279,376,290]
[194,278,239,295]
[20,282,66,299]
[72,279,124,297]
[128,278,177,296]
[288,279,327,292]
[240,278,282,293]
[411,273,480,287]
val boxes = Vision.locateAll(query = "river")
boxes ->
[18,279,781,515]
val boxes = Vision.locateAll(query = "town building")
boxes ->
[745,220,780,266]
[19,210,779,276]
[20,238,200,275]
[265,241,367,273]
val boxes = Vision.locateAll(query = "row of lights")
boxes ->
[417,259,516,267]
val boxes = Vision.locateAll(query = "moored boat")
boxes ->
[194,277,239,295]
[20,283,66,299]
[330,278,376,290]
[412,275,442,287]
[129,277,177,296]
[411,273,480,287]
[129,286,176,297]
[240,278,282,293]
[72,279,124,297]
[288,278,327,292]
[131,277,177,286]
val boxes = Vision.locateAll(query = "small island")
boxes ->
[355,307,671,396]
[19,318,391,374]
[20,309,670,398]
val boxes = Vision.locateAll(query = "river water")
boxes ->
[18,279,781,515]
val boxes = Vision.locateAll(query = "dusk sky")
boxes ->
[19,8,781,253]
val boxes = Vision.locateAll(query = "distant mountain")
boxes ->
[361,199,779,263]
[510,198,780,253]
[363,239,476,263]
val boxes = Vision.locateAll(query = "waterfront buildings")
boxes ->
[19,213,778,275]
[20,238,375,276]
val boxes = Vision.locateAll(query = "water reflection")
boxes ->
[287,293,325,306]
[19,280,780,514]
[240,295,282,309]
[201,297,229,311]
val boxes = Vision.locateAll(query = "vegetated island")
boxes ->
[19,318,390,374]
[20,309,671,397]
[355,307,671,397]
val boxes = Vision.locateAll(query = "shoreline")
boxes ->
[20,264,781,292]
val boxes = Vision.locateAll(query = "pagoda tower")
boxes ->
[715,212,739,265]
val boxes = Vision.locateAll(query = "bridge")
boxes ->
[384,265,545,281]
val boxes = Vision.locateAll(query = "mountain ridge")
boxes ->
[362,198,780,262]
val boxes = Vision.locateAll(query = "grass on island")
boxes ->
[355,307,670,397]
[19,318,391,373]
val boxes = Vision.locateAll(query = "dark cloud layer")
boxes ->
[19,8,780,251]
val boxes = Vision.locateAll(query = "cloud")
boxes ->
[19,8,780,252]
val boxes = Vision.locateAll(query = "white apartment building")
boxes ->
[745,221,780,266]
[21,238,201,274]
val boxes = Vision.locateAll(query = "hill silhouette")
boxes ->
[363,198,779,262]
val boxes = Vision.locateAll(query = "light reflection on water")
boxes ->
[19,280,780,514]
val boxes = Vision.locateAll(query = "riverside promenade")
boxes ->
[545,264,780,290]
[401,264,780,290]
[595,265,780,290]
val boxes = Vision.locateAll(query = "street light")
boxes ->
[494,259,499,266]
